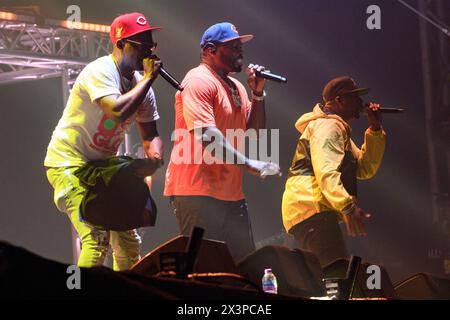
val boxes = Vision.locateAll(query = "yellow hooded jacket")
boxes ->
[281,104,386,232]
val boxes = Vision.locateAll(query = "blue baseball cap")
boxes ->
[200,22,254,48]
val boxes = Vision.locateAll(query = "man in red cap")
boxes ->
[282,76,386,266]
[44,13,164,270]
[164,22,281,262]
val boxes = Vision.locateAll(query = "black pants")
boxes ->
[290,211,349,267]
[171,196,256,263]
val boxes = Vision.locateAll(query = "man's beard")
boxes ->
[231,57,243,73]
[222,51,243,73]
[122,55,143,72]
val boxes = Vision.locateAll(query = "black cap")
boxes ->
[322,76,370,102]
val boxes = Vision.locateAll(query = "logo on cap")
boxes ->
[230,24,238,34]
[136,16,147,26]
[115,26,123,40]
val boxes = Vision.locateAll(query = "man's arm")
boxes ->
[351,129,386,180]
[246,98,266,131]
[310,120,371,237]
[137,120,163,161]
[197,126,280,176]
[96,58,161,123]
[129,120,163,178]
[310,121,354,212]
[245,64,266,131]
[352,102,386,180]
[182,71,279,177]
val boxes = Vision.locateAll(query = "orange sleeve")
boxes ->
[181,76,217,131]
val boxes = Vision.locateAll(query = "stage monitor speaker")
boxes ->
[237,245,326,297]
[131,235,238,276]
[1,241,291,300]
[323,258,397,299]
[394,273,450,300]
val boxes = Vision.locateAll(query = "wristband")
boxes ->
[252,90,266,101]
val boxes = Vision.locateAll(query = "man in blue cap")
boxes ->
[164,22,280,262]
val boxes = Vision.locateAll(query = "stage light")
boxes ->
[0,10,109,33]
[0,11,18,21]
[61,20,110,33]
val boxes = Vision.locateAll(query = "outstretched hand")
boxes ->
[342,207,371,237]
[245,159,281,179]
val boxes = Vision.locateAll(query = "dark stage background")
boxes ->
[0,0,439,283]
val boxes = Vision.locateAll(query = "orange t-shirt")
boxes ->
[164,64,252,201]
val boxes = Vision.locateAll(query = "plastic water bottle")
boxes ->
[262,268,278,294]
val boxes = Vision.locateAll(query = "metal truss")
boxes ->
[418,0,450,273]
[0,15,111,86]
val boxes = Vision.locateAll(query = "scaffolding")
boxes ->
[418,0,450,273]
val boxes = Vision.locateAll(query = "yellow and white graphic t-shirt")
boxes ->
[44,55,159,167]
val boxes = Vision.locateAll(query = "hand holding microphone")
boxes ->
[365,102,383,131]
[360,101,405,130]
[248,63,288,83]
[143,56,162,80]
[246,64,267,96]
[361,102,405,114]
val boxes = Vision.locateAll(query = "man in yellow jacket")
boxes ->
[282,76,386,266]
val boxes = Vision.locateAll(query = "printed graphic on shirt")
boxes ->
[90,113,130,154]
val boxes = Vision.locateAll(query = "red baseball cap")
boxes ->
[110,12,162,44]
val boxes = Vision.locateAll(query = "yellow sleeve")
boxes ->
[310,120,354,213]
[351,128,386,180]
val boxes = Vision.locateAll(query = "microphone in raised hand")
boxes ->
[249,63,287,83]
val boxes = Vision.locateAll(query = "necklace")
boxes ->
[202,63,242,108]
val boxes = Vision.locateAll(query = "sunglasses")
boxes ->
[125,39,158,52]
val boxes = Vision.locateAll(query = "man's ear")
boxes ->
[335,96,342,104]
[204,42,217,54]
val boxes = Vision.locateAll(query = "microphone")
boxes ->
[145,54,184,91]
[159,67,184,91]
[254,69,288,83]
[362,103,405,114]
[376,108,405,113]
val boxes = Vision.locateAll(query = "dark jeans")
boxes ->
[171,195,256,263]
[290,211,349,267]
